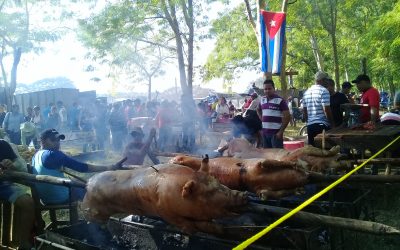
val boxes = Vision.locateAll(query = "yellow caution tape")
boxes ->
[234,135,400,250]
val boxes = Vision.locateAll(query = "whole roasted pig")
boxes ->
[81,163,247,234]
[171,156,308,200]
[219,138,343,172]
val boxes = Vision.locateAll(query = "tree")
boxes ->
[202,4,259,81]
[79,0,208,101]
[0,0,75,107]
[204,0,400,96]
[310,0,340,90]
[119,42,169,101]
[369,1,400,98]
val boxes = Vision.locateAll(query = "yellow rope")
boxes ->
[234,135,400,250]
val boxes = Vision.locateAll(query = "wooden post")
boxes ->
[384,151,392,175]
[279,0,289,98]
[308,173,400,183]
[246,202,400,235]
[0,172,86,188]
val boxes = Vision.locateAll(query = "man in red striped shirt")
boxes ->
[257,79,290,148]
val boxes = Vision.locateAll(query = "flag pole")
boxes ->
[279,0,289,98]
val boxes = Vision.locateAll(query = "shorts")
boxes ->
[0,182,30,203]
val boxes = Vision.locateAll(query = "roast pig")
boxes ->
[81,163,247,234]
[220,138,342,172]
[171,156,308,200]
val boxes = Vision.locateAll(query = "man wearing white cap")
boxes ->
[302,71,335,146]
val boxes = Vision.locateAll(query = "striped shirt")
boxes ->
[303,84,330,126]
[259,94,289,135]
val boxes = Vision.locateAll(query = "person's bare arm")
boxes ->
[323,105,335,128]
[256,105,262,121]
[370,107,379,124]
[87,157,127,172]
[276,110,290,139]
[303,107,308,123]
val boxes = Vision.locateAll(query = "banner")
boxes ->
[259,10,286,74]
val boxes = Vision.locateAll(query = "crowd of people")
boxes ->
[0,72,399,249]
[230,71,400,149]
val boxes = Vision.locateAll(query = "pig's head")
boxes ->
[244,160,308,194]
[181,172,248,214]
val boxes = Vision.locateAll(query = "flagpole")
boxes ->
[279,0,289,98]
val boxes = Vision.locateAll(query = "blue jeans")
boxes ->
[262,134,283,148]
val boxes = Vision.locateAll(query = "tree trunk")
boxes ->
[361,57,367,74]
[148,76,152,101]
[186,0,194,98]
[331,31,340,90]
[329,0,340,90]
[388,75,395,101]
[310,35,324,71]
[161,0,189,97]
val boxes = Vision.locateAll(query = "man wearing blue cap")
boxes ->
[32,129,124,204]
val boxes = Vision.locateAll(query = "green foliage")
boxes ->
[0,0,77,90]
[78,1,169,90]
[204,0,400,94]
[203,4,258,81]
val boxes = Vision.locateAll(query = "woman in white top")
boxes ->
[216,97,230,121]
[32,106,44,132]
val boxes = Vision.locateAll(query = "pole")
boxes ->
[0,172,86,188]
[246,202,400,235]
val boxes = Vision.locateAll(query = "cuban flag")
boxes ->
[259,10,286,74]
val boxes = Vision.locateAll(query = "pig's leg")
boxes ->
[284,146,340,161]
[300,156,351,173]
[260,159,301,172]
[258,188,305,201]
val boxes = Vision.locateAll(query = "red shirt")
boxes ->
[243,99,252,109]
[360,87,380,123]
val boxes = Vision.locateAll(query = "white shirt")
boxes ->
[216,103,229,115]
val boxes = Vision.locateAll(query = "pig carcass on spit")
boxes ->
[219,138,343,172]
[171,156,308,200]
[81,163,247,234]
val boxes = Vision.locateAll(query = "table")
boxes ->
[315,125,400,174]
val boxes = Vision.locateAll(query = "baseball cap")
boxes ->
[130,127,144,137]
[40,129,65,141]
[314,71,329,82]
[342,82,352,89]
[351,74,370,83]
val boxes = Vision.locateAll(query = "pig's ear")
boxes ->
[199,155,209,173]
[182,180,196,198]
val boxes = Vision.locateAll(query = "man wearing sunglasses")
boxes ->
[32,129,123,205]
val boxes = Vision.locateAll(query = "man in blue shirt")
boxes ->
[32,129,123,204]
